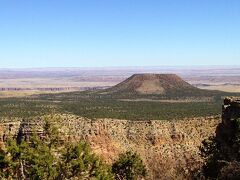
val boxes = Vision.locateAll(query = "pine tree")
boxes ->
[0,116,114,179]
[59,142,114,179]
[112,151,147,180]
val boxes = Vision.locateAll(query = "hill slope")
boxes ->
[99,74,221,99]
[0,115,220,179]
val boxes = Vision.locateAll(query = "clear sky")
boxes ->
[0,0,239,68]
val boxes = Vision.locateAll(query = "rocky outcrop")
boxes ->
[212,97,240,164]
[0,119,44,146]
[222,97,240,124]
[57,115,220,179]
[0,115,220,179]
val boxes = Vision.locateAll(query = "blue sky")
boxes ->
[0,0,239,68]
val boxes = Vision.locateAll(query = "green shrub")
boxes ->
[112,151,147,180]
[0,117,113,180]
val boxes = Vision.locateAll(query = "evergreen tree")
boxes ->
[59,142,113,179]
[0,148,12,179]
[0,116,114,180]
[112,151,147,180]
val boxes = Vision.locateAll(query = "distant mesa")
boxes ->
[99,73,212,99]
[106,74,192,94]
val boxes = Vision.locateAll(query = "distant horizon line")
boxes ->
[1,65,240,70]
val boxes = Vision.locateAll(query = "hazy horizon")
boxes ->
[1,65,240,70]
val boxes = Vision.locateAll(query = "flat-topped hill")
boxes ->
[106,74,194,94]
[99,73,220,99]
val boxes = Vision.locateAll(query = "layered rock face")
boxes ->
[0,115,220,179]
[60,116,220,179]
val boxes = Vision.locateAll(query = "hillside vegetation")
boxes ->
[0,97,222,120]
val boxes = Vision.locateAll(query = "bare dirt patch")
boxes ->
[136,79,165,94]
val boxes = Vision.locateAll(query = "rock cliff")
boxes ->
[0,115,220,179]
